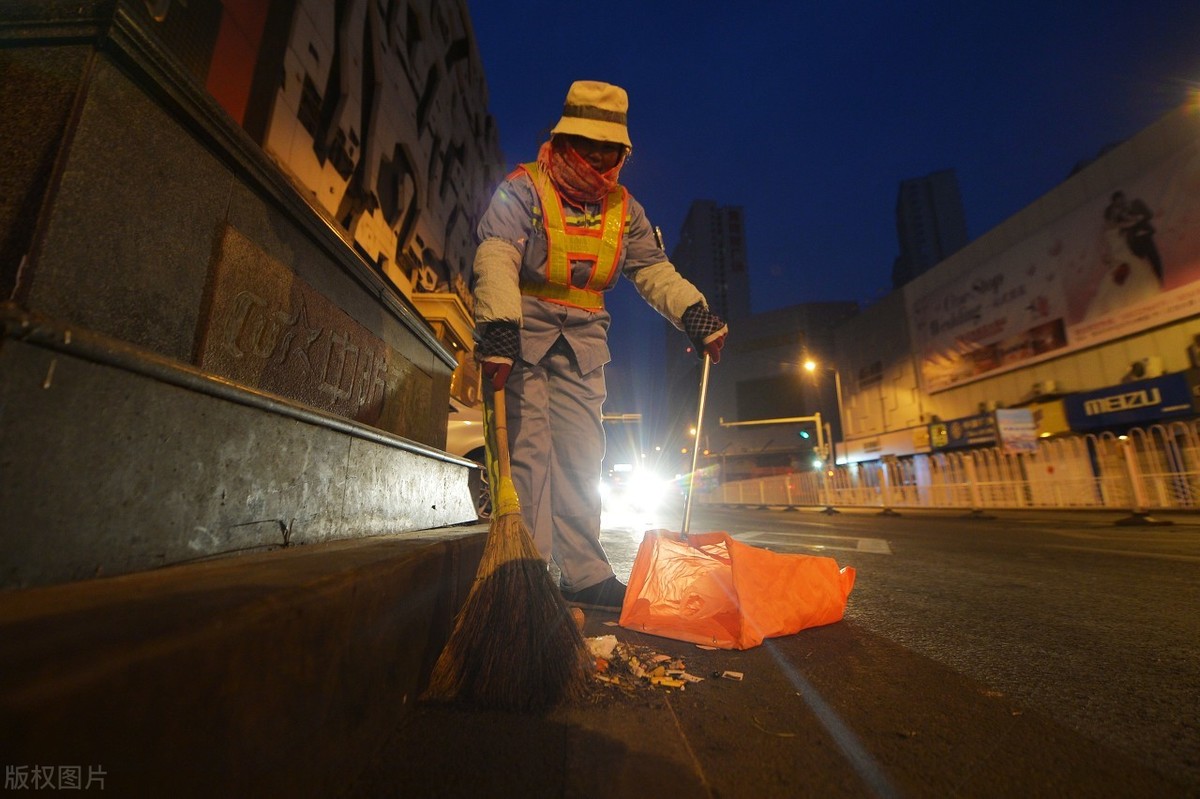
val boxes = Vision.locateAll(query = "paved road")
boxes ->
[604,502,1200,790]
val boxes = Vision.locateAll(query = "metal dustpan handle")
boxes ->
[681,352,712,539]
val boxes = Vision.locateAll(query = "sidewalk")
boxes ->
[0,516,1184,797]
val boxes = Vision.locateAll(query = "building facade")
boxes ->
[836,102,1200,464]
[669,200,753,323]
[891,168,969,288]
[654,200,753,459]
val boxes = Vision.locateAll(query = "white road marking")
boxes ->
[734,531,892,555]
[856,537,893,554]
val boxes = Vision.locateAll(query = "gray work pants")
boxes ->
[505,336,614,592]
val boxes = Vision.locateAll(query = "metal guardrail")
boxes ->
[695,420,1200,516]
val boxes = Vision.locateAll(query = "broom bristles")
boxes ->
[424,511,591,711]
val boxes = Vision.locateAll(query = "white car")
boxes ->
[445,397,489,519]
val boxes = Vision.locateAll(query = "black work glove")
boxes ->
[681,303,729,363]
[475,322,519,389]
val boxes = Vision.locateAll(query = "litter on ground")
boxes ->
[584,638,707,699]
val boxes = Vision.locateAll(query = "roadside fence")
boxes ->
[696,420,1200,514]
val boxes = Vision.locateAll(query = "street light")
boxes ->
[803,357,844,516]
[803,358,845,465]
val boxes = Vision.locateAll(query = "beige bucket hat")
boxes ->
[550,80,632,150]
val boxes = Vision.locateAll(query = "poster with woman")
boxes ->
[1067,147,1200,346]
[909,137,1200,393]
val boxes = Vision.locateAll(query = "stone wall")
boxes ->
[0,0,502,586]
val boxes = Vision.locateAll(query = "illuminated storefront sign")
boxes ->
[930,412,998,450]
[1064,371,1200,430]
[1028,399,1070,437]
[840,428,931,464]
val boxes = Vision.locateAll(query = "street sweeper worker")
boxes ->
[470,79,728,612]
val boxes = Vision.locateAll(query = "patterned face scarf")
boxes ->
[537,138,624,205]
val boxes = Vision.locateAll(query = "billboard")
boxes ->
[909,136,1200,393]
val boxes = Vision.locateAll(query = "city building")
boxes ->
[835,101,1200,465]
[669,200,753,324]
[891,168,969,288]
[676,108,1200,480]
[653,200,753,461]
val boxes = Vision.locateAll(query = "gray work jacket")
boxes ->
[473,168,706,374]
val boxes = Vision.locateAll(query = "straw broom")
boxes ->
[424,383,590,710]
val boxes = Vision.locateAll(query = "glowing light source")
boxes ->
[601,466,670,518]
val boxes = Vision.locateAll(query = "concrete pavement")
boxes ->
[0,515,1189,797]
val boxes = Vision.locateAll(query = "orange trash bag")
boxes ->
[618,529,856,650]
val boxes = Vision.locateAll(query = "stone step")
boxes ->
[0,526,485,796]
[1,305,479,590]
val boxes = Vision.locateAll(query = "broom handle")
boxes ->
[681,352,712,538]
[492,385,512,482]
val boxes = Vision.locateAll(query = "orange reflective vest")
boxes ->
[517,161,629,311]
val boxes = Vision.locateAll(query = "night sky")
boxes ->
[466,1,1200,409]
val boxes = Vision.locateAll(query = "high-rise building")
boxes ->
[650,201,752,462]
[603,202,751,458]
[669,200,752,323]
[891,169,968,288]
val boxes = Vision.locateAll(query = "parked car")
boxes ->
[445,397,489,519]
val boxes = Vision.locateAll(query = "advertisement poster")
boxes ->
[995,408,1039,454]
[909,141,1200,393]
[929,413,998,450]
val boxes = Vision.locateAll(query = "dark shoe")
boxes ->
[562,576,627,612]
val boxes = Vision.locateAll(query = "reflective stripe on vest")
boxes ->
[518,161,628,311]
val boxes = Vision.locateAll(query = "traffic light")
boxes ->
[796,422,818,447]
